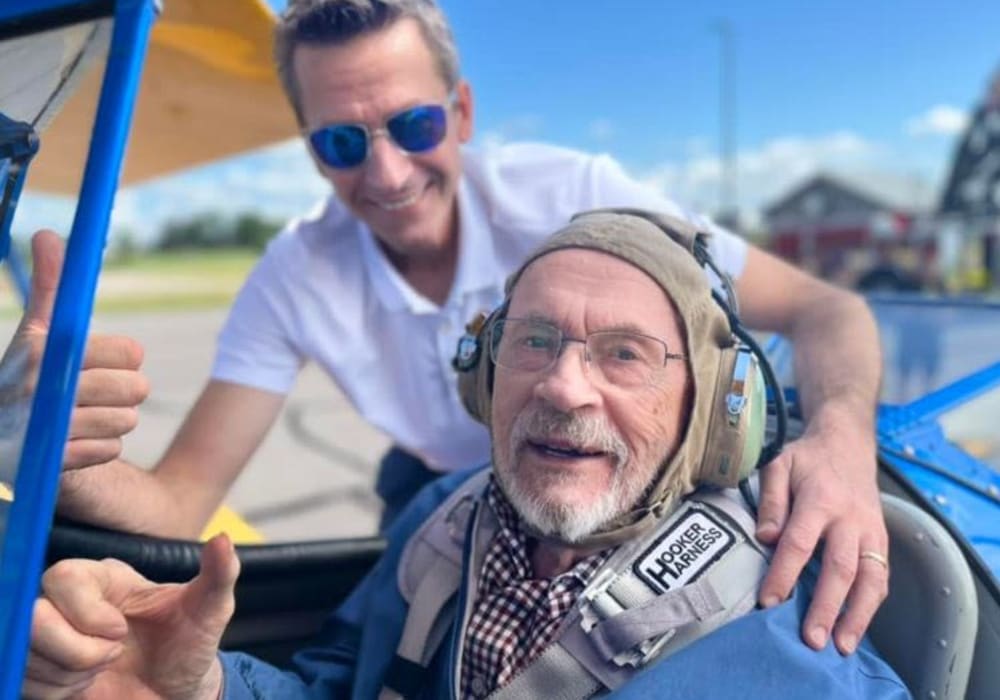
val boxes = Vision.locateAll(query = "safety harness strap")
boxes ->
[378,561,462,700]
[380,472,490,700]
[587,540,763,661]
[491,488,770,696]
[380,656,428,700]
[387,478,769,700]
[588,577,723,660]
[485,643,602,700]
[399,560,462,662]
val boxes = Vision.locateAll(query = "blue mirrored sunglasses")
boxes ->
[307,102,449,169]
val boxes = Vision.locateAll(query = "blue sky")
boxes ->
[16,0,1000,244]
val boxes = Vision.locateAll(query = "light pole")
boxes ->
[712,19,738,229]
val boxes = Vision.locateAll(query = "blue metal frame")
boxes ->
[878,360,1000,579]
[0,116,39,266]
[879,359,1000,432]
[0,1,158,695]
[0,117,37,315]
[0,120,34,303]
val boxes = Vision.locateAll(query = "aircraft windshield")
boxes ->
[874,297,1000,470]
[0,16,110,567]
[771,296,1000,471]
[0,20,110,128]
[871,297,1000,404]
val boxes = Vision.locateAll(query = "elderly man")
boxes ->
[25,212,906,699]
[56,0,885,654]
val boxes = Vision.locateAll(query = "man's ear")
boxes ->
[454,79,474,143]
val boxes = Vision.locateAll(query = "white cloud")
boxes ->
[906,105,969,137]
[637,130,903,226]
[14,127,938,248]
[588,118,615,141]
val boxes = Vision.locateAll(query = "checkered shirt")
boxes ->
[459,479,612,699]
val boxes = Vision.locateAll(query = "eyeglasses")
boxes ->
[306,101,450,170]
[489,318,685,389]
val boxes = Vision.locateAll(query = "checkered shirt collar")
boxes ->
[459,478,612,698]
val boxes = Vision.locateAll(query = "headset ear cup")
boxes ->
[456,335,493,424]
[700,345,768,488]
[741,361,768,474]
[454,305,507,425]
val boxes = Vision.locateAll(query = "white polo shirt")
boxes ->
[212,142,747,473]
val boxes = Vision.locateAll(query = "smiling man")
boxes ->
[55,0,887,656]
[25,211,907,699]
[290,10,472,302]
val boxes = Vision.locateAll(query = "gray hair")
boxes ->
[274,0,461,125]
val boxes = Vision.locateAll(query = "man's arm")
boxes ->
[736,245,887,655]
[58,380,286,539]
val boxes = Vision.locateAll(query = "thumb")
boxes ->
[182,534,240,632]
[23,230,65,330]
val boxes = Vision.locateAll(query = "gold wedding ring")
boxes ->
[859,550,889,569]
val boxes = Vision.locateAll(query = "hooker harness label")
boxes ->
[633,508,737,593]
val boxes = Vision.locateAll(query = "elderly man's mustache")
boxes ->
[510,405,630,468]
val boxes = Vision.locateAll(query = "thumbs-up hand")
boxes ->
[2,230,150,470]
[19,229,65,336]
[23,534,239,700]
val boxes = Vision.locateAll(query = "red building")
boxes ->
[762,173,931,286]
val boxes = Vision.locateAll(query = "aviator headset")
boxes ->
[452,209,786,504]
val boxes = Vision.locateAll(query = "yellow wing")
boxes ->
[29,0,298,195]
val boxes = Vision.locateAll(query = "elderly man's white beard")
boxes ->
[495,406,655,544]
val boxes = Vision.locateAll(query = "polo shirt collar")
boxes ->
[448,178,508,305]
[357,178,507,314]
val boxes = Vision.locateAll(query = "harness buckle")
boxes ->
[577,569,674,668]
[579,568,617,631]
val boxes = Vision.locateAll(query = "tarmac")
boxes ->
[52,309,387,542]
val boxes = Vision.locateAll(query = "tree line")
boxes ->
[153,211,283,251]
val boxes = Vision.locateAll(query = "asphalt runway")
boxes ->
[82,310,387,542]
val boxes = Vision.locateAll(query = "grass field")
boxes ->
[0,248,260,315]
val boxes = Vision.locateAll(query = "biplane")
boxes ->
[0,2,998,699]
